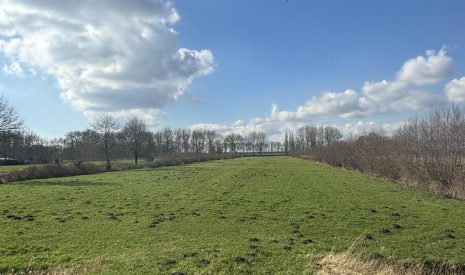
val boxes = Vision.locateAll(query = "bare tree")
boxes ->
[323,126,343,145]
[123,117,147,165]
[225,133,242,154]
[174,128,183,156]
[0,95,23,160]
[249,131,259,155]
[181,129,191,154]
[91,114,119,170]
[256,131,267,154]
[206,130,217,154]
[0,95,23,134]
[191,129,206,154]
[284,132,289,154]
[153,131,163,157]
[162,128,174,155]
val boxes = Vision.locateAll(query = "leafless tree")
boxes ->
[225,133,242,154]
[181,129,191,154]
[206,130,217,154]
[91,114,119,170]
[0,95,23,134]
[162,128,174,155]
[284,131,289,154]
[174,128,183,156]
[0,95,23,160]
[191,129,206,154]
[323,126,343,145]
[256,131,268,155]
[153,131,163,157]
[123,117,147,165]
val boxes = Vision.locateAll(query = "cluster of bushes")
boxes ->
[0,154,239,184]
[306,106,465,199]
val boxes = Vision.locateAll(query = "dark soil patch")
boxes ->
[197,259,210,267]
[183,252,198,258]
[249,244,258,249]
[233,256,248,263]
[249,237,260,242]
[363,234,374,240]
[160,258,177,265]
[6,214,22,220]
[106,213,121,221]
[380,228,391,234]
[392,224,402,229]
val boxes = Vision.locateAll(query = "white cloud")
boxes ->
[445,77,465,103]
[255,48,452,125]
[359,48,452,113]
[295,90,363,119]
[337,121,403,137]
[0,0,214,124]
[396,48,453,85]
[189,48,454,140]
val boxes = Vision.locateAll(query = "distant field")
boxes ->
[1,157,465,274]
[0,159,147,175]
[0,164,35,174]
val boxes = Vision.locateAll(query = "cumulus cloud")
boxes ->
[295,90,363,119]
[295,48,452,119]
[396,48,453,85]
[190,48,454,139]
[445,77,465,103]
[360,48,452,113]
[0,0,214,125]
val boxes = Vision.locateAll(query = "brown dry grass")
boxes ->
[316,236,464,275]
[9,258,103,275]
[317,251,464,275]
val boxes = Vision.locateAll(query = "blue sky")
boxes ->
[1,0,465,138]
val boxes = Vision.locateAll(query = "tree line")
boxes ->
[0,96,284,169]
[2,94,465,198]
[283,126,343,154]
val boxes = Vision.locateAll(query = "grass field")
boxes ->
[0,159,146,174]
[1,157,465,274]
[0,165,33,174]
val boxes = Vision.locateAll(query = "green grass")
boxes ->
[0,164,35,174]
[1,157,465,274]
[0,159,146,175]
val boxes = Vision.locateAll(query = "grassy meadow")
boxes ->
[1,157,465,274]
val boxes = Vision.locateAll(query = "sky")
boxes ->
[0,0,465,139]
